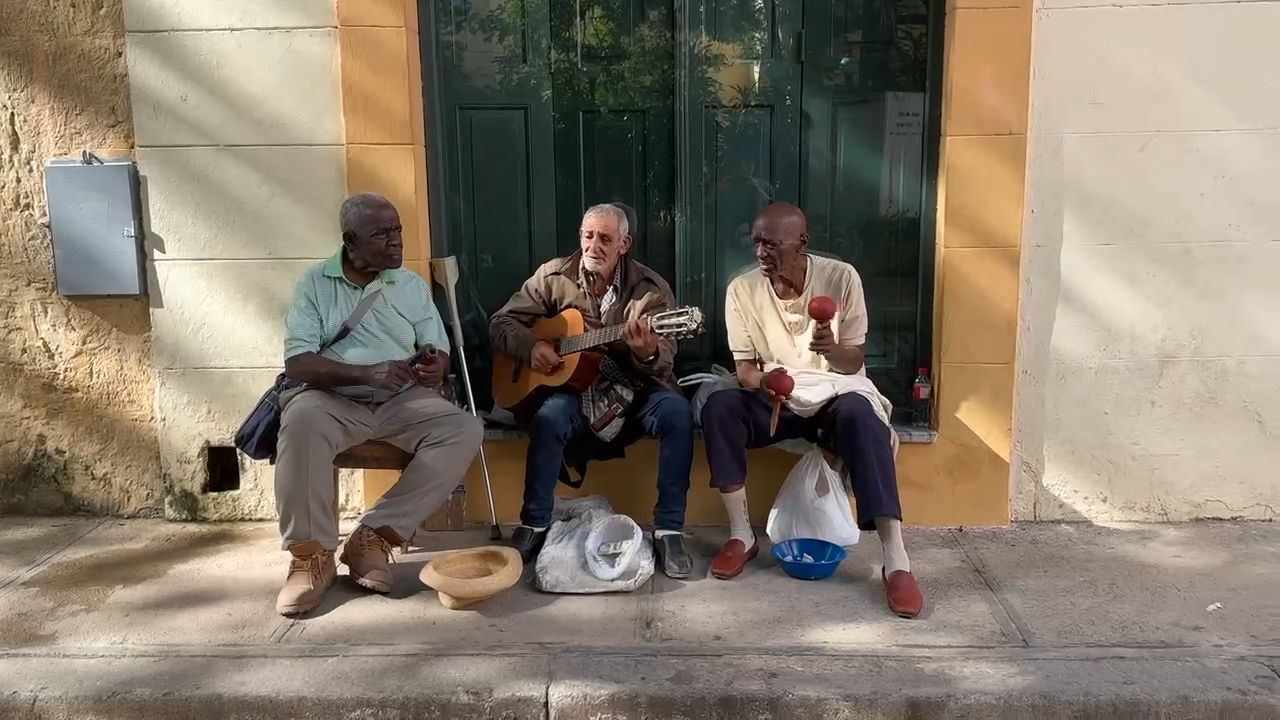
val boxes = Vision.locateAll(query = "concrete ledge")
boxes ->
[1,654,1275,719]
[482,424,938,444]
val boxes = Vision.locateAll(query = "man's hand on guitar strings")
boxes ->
[529,340,563,375]
[622,317,659,361]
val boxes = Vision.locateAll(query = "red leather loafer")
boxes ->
[710,538,758,580]
[883,569,924,618]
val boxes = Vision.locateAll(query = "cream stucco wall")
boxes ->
[1014,0,1280,520]
[123,0,364,519]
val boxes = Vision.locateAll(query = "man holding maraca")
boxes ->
[700,202,923,619]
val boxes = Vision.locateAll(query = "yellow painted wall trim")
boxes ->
[928,1,1034,523]
[337,0,406,29]
[338,0,435,508]
[338,26,414,145]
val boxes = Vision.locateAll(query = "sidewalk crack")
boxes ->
[950,530,1033,647]
[0,519,110,595]
[269,621,295,643]
[637,569,662,643]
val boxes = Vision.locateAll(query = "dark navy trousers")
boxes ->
[701,389,901,531]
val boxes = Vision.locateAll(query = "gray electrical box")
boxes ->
[45,155,147,297]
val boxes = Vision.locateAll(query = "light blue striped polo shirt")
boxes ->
[283,250,449,400]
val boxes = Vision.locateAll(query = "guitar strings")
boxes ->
[557,309,697,354]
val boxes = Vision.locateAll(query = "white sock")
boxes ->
[876,517,910,574]
[654,529,681,539]
[720,488,755,546]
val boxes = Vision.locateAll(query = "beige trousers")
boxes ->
[274,385,483,550]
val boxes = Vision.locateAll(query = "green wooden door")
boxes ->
[677,0,805,365]
[549,0,677,281]
[423,0,559,402]
[421,0,937,410]
[801,0,932,409]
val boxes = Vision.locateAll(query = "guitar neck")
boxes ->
[558,323,628,355]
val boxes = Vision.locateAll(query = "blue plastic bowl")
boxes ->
[771,538,847,581]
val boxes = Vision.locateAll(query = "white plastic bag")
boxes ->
[766,448,861,547]
[677,365,739,426]
[584,513,643,581]
[535,496,654,594]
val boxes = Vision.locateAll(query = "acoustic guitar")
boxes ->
[491,306,705,410]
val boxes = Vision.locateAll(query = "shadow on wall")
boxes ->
[0,301,160,515]
[1013,123,1280,522]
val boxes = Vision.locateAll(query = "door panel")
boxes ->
[425,0,557,406]
[707,106,773,322]
[802,0,931,408]
[456,107,543,314]
[680,0,803,365]
[550,0,676,279]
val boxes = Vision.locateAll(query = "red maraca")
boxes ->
[808,295,837,324]
[764,369,795,436]
[808,295,837,356]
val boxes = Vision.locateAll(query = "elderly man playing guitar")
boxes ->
[488,203,700,579]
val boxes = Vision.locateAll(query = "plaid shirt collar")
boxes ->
[582,261,625,319]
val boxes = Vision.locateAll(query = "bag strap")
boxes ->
[319,289,383,352]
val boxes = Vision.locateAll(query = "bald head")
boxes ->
[756,202,808,234]
[751,202,809,280]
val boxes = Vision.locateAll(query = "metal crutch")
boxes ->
[430,256,503,541]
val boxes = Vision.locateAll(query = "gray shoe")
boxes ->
[654,533,692,579]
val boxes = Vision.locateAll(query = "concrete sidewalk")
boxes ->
[0,518,1276,718]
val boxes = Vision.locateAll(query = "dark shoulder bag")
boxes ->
[234,290,383,462]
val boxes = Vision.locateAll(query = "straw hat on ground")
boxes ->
[419,546,523,609]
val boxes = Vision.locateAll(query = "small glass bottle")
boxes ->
[911,367,932,427]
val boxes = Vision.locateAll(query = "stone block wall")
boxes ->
[123,0,357,519]
[0,0,161,515]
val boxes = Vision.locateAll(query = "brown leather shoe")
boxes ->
[883,569,924,618]
[340,525,401,593]
[275,540,336,617]
[710,538,759,580]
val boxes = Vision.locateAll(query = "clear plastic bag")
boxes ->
[584,513,643,581]
[535,496,654,594]
[766,448,861,547]
[677,365,738,426]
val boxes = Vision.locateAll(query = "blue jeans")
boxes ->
[521,388,693,531]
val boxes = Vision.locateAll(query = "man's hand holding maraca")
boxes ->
[413,344,450,388]
[752,368,795,436]
[807,295,865,374]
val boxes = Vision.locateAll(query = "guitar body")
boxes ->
[492,308,604,410]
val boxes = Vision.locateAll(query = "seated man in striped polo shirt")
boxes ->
[273,193,483,617]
